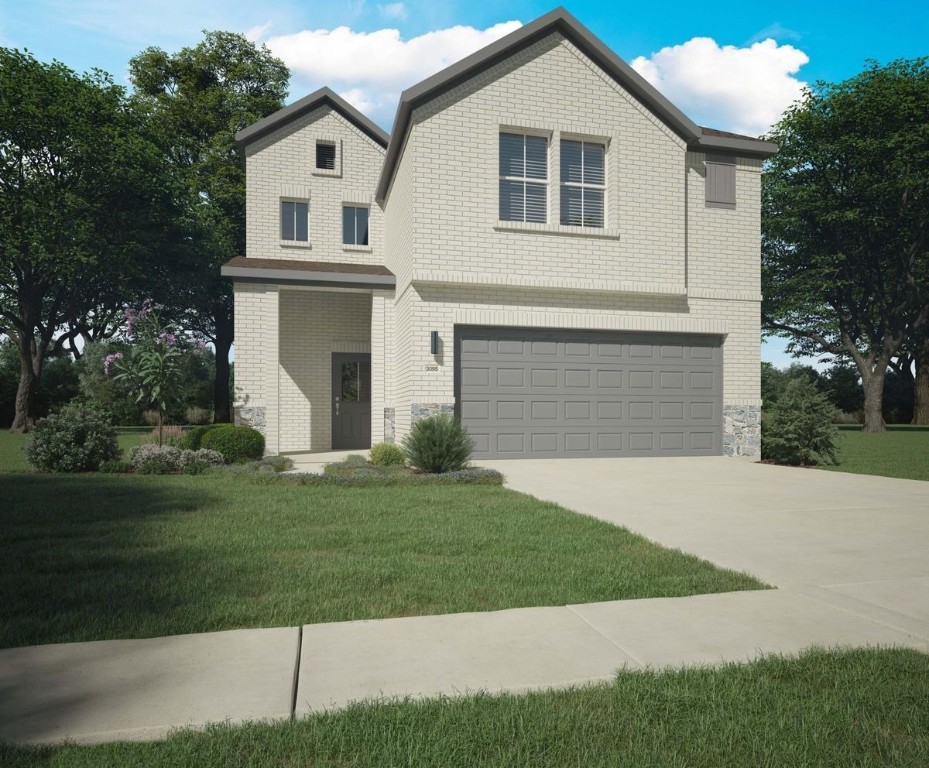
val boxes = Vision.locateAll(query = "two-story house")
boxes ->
[222,7,776,460]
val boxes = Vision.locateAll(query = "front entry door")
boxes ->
[331,353,372,450]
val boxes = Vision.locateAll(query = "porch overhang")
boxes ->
[222,257,395,290]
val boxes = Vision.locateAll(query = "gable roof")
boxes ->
[235,86,390,149]
[374,6,776,205]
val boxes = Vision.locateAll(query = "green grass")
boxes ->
[0,471,765,648]
[3,647,927,767]
[824,425,929,481]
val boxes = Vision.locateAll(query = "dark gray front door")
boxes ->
[331,353,371,450]
[456,327,723,459]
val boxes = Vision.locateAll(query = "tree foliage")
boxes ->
[129,32,289,422]
[762,59,929,433]
[0,48,182,431]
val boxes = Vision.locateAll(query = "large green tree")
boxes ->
[0,49,181,431]
[129,32,288,423]
[762,58,929,432]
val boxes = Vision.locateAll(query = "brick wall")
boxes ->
[244,106,385,265]
[278,289,372,452]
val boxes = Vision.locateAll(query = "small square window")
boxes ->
[281,200,309,241]
[342,206,369,246]
[316,141,336,170]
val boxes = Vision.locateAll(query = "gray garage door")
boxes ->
[456,327,722,459]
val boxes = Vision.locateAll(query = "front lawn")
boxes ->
[824,425,929,481]
[3,647,927,767]
[0,470,765,649]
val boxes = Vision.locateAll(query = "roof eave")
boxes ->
[693,134,779,158]
[375,6,707,206]
[235,86,390,150]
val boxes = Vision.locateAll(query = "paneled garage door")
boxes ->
[456,327,722,459]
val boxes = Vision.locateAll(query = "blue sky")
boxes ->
[2,0,926,368]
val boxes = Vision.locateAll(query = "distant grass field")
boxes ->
[824,425,929,481]
[3,648,927,768]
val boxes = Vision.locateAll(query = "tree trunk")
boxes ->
[859,364,887,433]
[10,335,42,433]
[913,340,929,426]
[212,310,233,423]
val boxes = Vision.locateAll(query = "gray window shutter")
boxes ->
[705,153,736,209]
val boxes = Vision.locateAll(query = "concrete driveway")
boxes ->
[479,457,929,624]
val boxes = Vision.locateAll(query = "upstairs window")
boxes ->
[499,132,547,223]
[560,139,605,228]
[316,141,336,170]
[342,205,369,246]
[705,153,736,209]
[281,200,309,241]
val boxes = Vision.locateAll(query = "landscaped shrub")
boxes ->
[182,424,221,450]
[369,442,405,466]
[140,425,185,447]
[185,406,212,425]
[130,444,182,472]
[401,414,473,473]
[255,455,294,473]
[200,424,265,463]
[834,410,864,425]
[25,406,120,472]
[762,378,839,466]
[99,459,132,474]
[129,445,224,473]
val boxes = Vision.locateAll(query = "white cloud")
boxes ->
[258,20,522,126]
[378,3,407,20]
[631,37,809,137]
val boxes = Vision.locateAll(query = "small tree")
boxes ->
[108,300,207,445]
[762,378,839,466]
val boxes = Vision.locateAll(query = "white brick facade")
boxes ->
[230,15,770,457]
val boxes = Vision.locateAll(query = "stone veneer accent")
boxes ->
[411,403,455,423]
[724,405,761,458]
[235,406,266,430]
[384,407,396,443]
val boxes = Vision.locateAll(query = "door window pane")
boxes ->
[341,363,359,402]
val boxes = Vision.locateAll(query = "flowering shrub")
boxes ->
[26,406,120,472]
[128,444,224,473]
[107,300,209,446]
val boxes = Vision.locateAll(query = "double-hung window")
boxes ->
[281,200,309,241]
[342,205,369,246]
[560,139,605,228]
[499,132,548,223]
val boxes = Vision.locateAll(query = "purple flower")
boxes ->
[157,331,176,347]
[192,340,208,356]
[103,352,123,375]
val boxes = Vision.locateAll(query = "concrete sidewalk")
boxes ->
[3,587,928,745]
[3,458,929,745]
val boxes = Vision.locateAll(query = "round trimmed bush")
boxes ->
[181,424,221,450]
[26,406,120,472]
[369,442,406,466]
[200,424,265,463]
[401,414,473,474]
